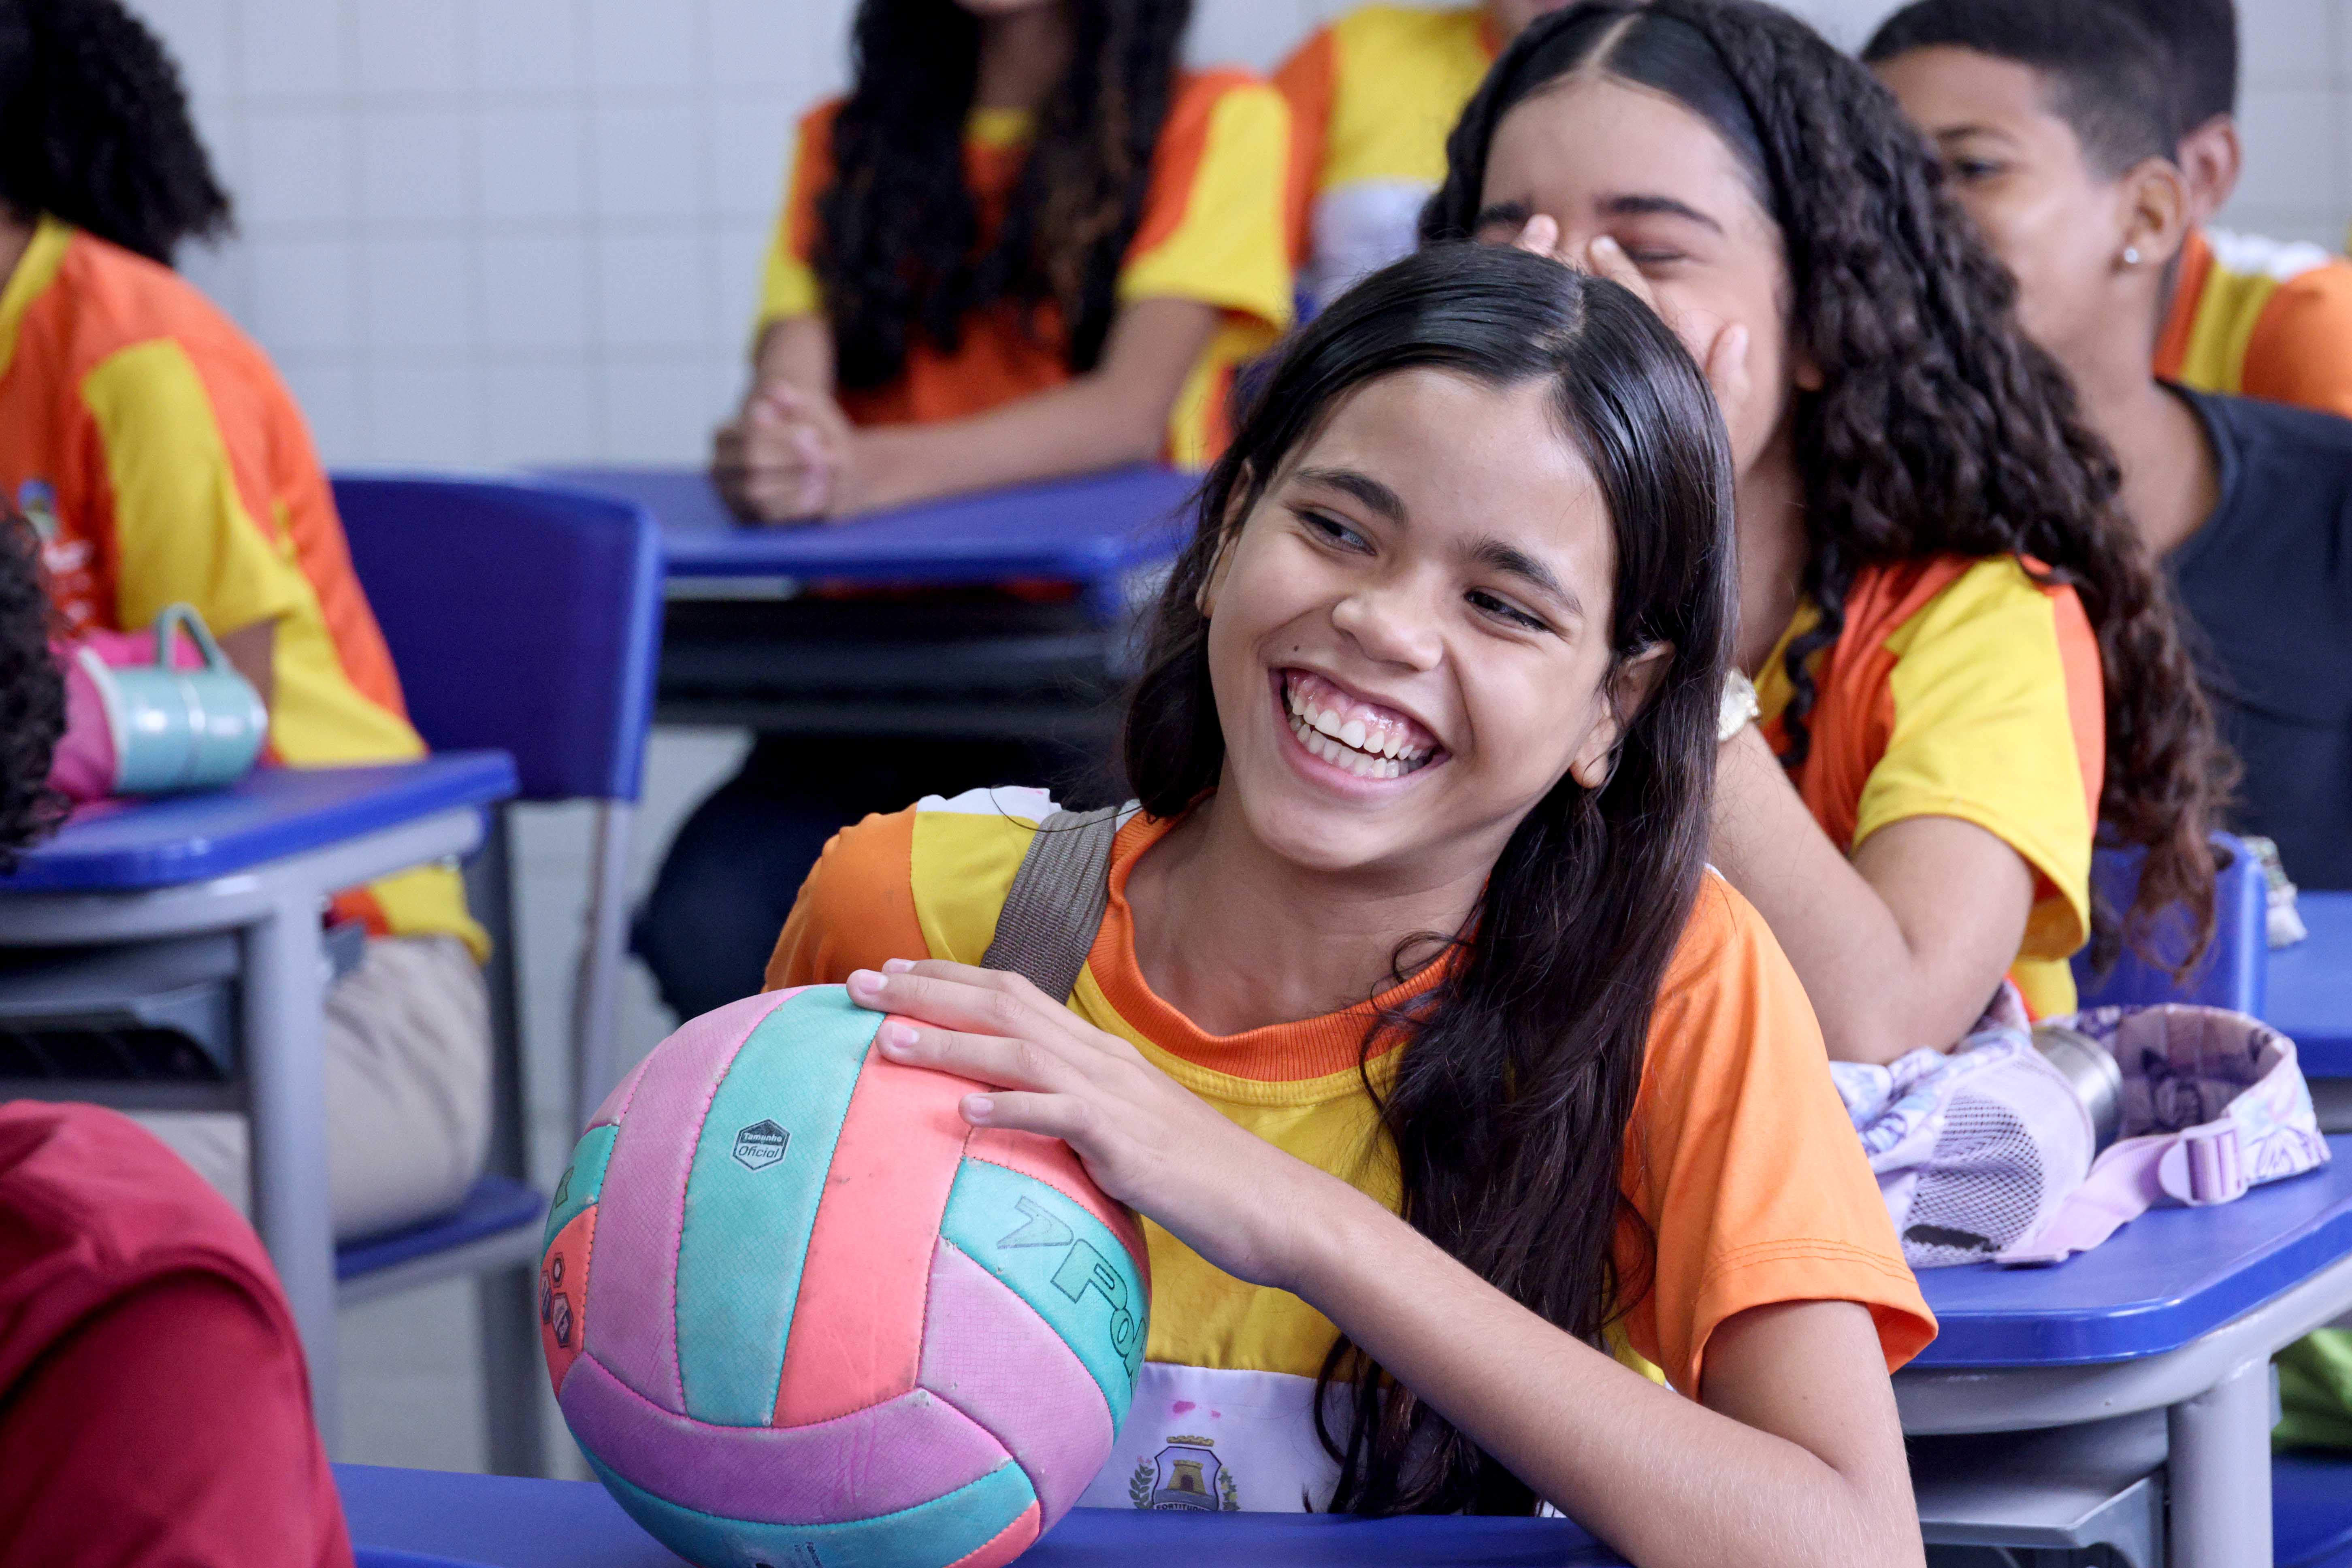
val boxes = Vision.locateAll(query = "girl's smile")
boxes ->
[1276,668,1445,786]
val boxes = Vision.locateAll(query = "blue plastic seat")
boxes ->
[332,475,661,1474]
[2070,832,2267,1014]
[2277,1451,2352,1568]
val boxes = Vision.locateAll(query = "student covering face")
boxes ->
[1425,0,2226,1063]
[1868,0,2352,890]
[767,244,1932,1559]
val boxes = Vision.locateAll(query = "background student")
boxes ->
[1427,0,2226,1065]
[0,0,491,1241]
[1273,0,1563,311]
[1868,0,2352,891]
[2108,0,2352,421]
[773,243,1934,1560]
[649,0,1292,1020]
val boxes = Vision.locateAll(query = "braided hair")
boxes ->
[815,0,1189,392]
[0,0,232,265]
[1424,0,2227,962]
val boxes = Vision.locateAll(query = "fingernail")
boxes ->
[882,958,915,973]
[878,1021,917,1054]
[847,969,883,997]
[962,1095,994,1123]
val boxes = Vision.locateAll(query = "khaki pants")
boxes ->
[142,934,491,1242]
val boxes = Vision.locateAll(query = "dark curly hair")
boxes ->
[1423,0,2228,964]
[0,513,65,867]
[0,0,232,265]
[815,0,1187,391]
[1127,243,1736,1515]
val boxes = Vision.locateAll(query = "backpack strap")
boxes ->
[980,804,1134,1002]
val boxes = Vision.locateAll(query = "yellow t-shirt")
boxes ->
[1755,556,2104,1019]
[1274,4,1498,309]
[767,786,1933,1512]
[756,72,1293,469]
[2156,226,2352,420]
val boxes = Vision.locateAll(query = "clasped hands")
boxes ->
[712,381,862,524]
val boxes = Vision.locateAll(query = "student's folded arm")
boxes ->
[840,296,1221,512]
[1708,726,2034,1064]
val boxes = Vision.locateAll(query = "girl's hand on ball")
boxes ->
[846,960,1328,1292]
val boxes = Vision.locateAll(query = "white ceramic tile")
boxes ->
[242,107,357,226]
[597,353,735,462]
[362,236,475,353]
[275,355,368,466]
[597,230,710,350]
[479,105,590,223]
[177,235,255,327]
[139,0,237,107]
[473,0,586,94]
[714,216,771,349]
[586,0,700,92]
[709,96,795,223]
[481,231,593,350]
[2229,87,2339,217]
[483,357,600,468]
[236,0,349,98]
[590,101,702,222]
[2241,0,2333,90]
[354,0,470,96]
[706,0,797,91]
[247,236,361,352]
[367,361,484,465]
[360,107,471,224]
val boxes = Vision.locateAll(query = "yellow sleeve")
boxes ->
[80,340,310,639]
[1117,79,1295,346]
[755,109,834,331]
[1853,558,2100,967]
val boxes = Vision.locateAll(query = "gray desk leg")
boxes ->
[244,892,339,1444]
[2166,1356,2271,1568]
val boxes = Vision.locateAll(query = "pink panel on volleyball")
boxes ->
[771,1038,974,1427]
[582,989,791,1410]
[918,1237,1112,1525]
[539,1206,597,1398]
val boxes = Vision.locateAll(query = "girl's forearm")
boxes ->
[1286,1177,1920,1568]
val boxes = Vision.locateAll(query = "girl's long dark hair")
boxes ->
[816,0,1188,392]
[1125,242,1736,1515]
[0,0,232,265]
[1423,0,2228,963]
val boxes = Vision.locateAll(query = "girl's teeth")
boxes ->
[1340,718,1368,751]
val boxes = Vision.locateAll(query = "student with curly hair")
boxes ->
[652,0,1293,1019]
[1868,0,2352,886]
[1425,0,2226,1064]
[0,511,62,865]
[714,0,1291,519]
[0,0,490,1241]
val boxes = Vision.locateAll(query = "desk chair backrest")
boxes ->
[332,474,662,1125]
[2071,832,2267,1014]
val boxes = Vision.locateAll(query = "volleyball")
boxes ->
[537,984,1150,1568]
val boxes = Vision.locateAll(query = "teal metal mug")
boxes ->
[95,604,269,794]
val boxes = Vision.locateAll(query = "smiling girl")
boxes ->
[1423,0,2226,1063]
[766,244,1932,1562]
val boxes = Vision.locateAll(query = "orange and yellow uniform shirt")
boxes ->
[2156,227,2352,420]
[758,72,1293,469]
[1756,556,2104,1019]
[767,786,1934,1512]
[1275,4,1498,310]
[0,217,481,956]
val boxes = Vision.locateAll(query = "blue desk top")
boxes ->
[0,754,517,893]
[2272,892,2352,1078]
[543,465,1197,590]
[1911,1133,2352,1367]
[335,1465,1624,1568]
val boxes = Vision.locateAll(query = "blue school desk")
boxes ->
[0,755,518,1438]
[539,465,1196,741]
[2273,891,2352,1084]
[1898,1133,2352,1568]
[334,1464,1629,1568]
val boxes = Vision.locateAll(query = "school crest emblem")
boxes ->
[1127,1435,1239,1511]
